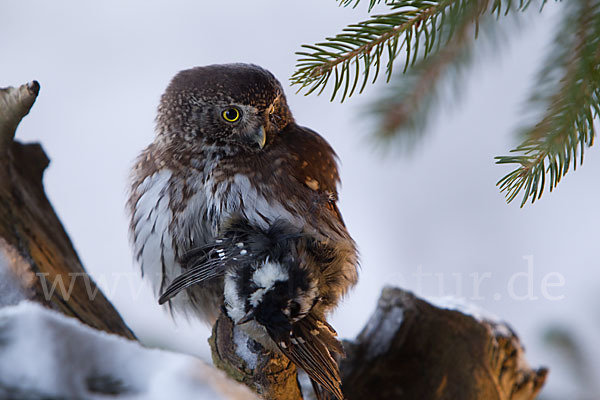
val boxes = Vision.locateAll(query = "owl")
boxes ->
[128,64,358,399]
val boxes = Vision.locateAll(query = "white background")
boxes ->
[2,1,599,398]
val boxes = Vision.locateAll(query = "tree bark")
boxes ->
[340,287,548,400]
[210,312,303,400]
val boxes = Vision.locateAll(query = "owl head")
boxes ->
[156,63,293,152]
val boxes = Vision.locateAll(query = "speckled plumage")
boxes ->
[127,64,358,399]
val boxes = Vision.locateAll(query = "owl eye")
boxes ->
[222,107,241,123]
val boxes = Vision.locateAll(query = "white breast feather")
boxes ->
[132,170,176,295]
[205,173,301,232]
[131,169,225,319]
[132,167,317,321]
[224,271,245,323]
[172,189,210,249]
[252,261,288,290]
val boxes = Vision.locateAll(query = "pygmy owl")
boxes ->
[127,64,358,399]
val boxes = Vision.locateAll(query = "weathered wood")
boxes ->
[0,81,135,340]
[210,312,303,400]
[0,81,39,151]
[340,287,548,400]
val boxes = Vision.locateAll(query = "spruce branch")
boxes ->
[291,0,531,102]
[291,1,461,102]
[293,0,598,206]
[496,0,600,206]
[338,0,385,11]
[371,6,522,144]
[370,4,483,142]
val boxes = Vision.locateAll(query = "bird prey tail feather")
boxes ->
[271,313,345,400]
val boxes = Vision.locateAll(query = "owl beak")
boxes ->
[254,125,267,149]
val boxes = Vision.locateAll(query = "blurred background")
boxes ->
[1,1,599,398]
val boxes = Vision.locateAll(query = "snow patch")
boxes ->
[0,301,258,399]
[233,328,258,370]
[360,305,404,360]
[426,296,512,337]
[0,239,33,307]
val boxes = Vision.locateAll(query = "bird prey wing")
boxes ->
[158,216,295,304]
[270,313,345,400]
[158,234,253,304]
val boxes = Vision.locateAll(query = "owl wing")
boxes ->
[278,124,346,224]
[280,124,340,193]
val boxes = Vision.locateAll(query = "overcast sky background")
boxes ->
[2,1,599,398]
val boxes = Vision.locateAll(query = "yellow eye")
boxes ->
[222,108,241,122]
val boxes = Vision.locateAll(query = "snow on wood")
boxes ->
[339,287,548,400]
[0,301,258,400]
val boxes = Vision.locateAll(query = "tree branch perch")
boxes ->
[209,287,547,399]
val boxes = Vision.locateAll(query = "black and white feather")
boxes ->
[160,218,345,400]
